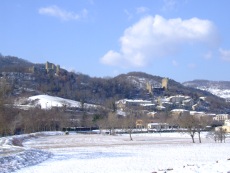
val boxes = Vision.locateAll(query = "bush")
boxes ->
[12,138,23,146]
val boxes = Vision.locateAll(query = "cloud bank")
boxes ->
[100,15,218,68]
[38,5,88,21]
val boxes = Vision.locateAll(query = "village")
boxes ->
[115,78,230,134]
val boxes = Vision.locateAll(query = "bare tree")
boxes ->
[214,127,226,143]
[106,112,118,135]
[122,109,137,141]
[195,116,212,143]
[178,115,198,143]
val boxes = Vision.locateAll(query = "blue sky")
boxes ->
[1,0,230,82]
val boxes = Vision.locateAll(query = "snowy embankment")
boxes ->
[0,132,63,173]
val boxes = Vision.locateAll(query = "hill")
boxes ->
[183,80,230,101]
[0,55,33,72]
[0,55,230,113]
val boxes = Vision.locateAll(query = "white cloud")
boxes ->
[203,51,213,60]
[100,15,218,68]
[219,48,230,61]
[38,5,88,21]
[136,7,149,14]
[100,50,123,67]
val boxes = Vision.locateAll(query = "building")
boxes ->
[116,99,153,110]
[45,61,60,74]
[213,114,230,122]
[147,123,170,132]
[147,111,157,118]
[170,109,190,119]
[190,111,206,119]
[182,98,194,107]
[169,95,188,104]
[215,119,230,133]
[136,119,145,129]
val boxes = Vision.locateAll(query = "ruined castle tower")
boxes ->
[162,78,168,90]
[146,82,152,94]
[45,61,60,75]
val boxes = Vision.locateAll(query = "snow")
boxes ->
[0,132,63,173]
[1,132,230,173]
[198,87,230,100]
[27,95,97,109]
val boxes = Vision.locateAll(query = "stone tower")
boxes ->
[56,65,60,74]
[162,78,168,90]
[146,82,152,94]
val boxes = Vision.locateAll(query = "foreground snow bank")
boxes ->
[0,131,64,173]
[0,149,52,173]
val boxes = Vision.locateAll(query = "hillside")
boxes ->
[183,80,230,101]
[1,55,230,113]
[0,55,33,72]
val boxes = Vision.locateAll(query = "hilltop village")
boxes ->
[0,59,230,135]
[115,78,230,133]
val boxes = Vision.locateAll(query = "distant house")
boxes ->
[182,99,194,107]
[136,119,145,129]
[170,109,190,119]
[116,99,153,110]
[190,111,206,119]
[147,111,157,118]
[215,119,230,133]
[213,114,230,122]
[224,119,230,133]
[147,123,170,132]
[156,105,166,111]
[169,95,188,104]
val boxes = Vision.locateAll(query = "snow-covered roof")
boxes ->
[190,111,205,115]
[147,111,157,115]
[116,99,152,104]
[171,109,189,112]
[140,103,155,107]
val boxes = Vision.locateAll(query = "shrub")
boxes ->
[12,138,23,146]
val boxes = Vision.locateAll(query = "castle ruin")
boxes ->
[162,78,168,90]
[45,61,60,74]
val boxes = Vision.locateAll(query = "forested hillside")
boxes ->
[0,55,230,112]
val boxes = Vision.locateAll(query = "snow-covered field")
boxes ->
[1,132,230,173]
[15,94,97,110]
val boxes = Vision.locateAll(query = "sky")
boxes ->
[1,0,230,82]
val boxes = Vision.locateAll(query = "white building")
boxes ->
[170,109,190,119]
[213,114,230,121]
[190,111,206,118]
[169,95,189,104]
[116,99,153,110]
[147,123,169,132]
[215,119,230,133]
